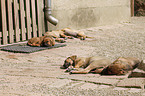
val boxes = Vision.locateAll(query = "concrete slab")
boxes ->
[113,87,130,91]
[88,78,120,86]
[117,78,145,89]
[128,88,143,93]
[79,83,99,90]
[48,79,72,88]
[129,60,145,78]
[128,68,145,78]
[98,85,111,89]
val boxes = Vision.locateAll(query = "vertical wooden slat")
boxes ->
[131,0,134,17]
[13,0,20,42]
[38,0,45,34]
[1,0,8,44]
[19,0,26,40]
[25,0,32,39]
[36,0,42,37]
[31,0,37,37]
[7,0,14,43]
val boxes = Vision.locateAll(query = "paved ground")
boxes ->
[0,17,145,96]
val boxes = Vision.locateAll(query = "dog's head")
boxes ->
[42,36,55,47]
[60,55,77,69]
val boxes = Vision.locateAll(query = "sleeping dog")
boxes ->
[44,28,93,42]
[61,56,140,75]
[61,28,93,40]
[60,55,111,74]
[44,30,73,43]
[100,57,140,75]
[27,36,55,47]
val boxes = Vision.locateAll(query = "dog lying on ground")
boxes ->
[44,28,93,43]
[44,30,73,43]
[61,28,93,40]
[60,55,111,74]
[100,57,140,75]
[27,36,55,47]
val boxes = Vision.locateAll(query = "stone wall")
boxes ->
[47,0,131,30]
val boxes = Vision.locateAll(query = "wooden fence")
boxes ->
[0,0,46,46]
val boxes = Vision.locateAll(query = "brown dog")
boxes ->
[44,28,93,42]
[100,57,140,75]
[60,55,111,74]
[27,36,55,47]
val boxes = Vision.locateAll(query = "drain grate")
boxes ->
[0,44,67,53]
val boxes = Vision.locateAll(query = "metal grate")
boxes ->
[0,44,66,53]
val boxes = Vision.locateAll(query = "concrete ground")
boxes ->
[0,17,145,96]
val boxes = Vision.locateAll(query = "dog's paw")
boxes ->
[69,70,74,74]
[66,68,76,72]
[65,68,71,72]
[60,40,66,43]
[65,69,70,72]
[80,37,85,40]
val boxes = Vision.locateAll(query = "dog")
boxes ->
[100,57,140,75]
[44,30,73,43]
[60,55,111,74]
[61,28,93,40]
[44,28,93,42]
[27,36,55,47]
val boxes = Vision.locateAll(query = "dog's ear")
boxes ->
[70,55,77,61]
[40,40,44,46]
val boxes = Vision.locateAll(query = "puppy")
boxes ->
[100,57,140,75]
[60,55,111,74]
[27,36,55,47]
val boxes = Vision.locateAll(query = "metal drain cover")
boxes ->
[0,44,66,53]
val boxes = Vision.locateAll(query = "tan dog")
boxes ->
[100,57,140,75]
[27,36,55,47]
[44,28,93,42]
[44,30,73,43]
[60,55,111,74]
[61,28,93,40]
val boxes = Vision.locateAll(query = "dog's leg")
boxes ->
[60,33,74,39]
[70,65,92,74]
[90,68,104,74]
[70,70,90,74]
[29,40,41,46]
[32,43,41,47]
[74,60,85,68]
[55,38,66,43]
[27,42,32,46]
